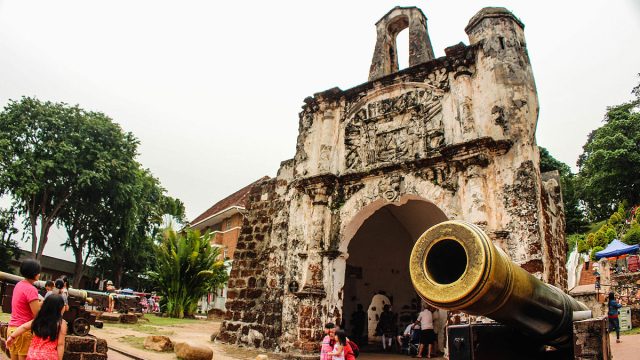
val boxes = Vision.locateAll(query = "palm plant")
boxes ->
[148,228,228,318]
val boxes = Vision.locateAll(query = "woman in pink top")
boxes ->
[7,259,42,360]
[7,294,67,360]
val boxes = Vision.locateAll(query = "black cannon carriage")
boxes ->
[0,271,103,336]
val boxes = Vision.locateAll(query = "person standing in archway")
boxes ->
[415,304,436,358]
[377,304,396,351]
[350,304,367,344]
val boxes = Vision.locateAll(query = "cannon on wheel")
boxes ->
[0,271,103,336]
[410,221,594,360]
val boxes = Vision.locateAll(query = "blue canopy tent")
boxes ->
[595,239,639,260]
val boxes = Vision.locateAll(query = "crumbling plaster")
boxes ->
[218,6,566,355]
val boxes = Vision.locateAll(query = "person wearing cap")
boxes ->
[106,280,116,312]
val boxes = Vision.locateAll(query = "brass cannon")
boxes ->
[410,221,591,358]
[0,271,103,336]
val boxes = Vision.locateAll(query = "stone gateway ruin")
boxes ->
[218,6,567,355]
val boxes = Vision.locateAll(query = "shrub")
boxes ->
[590,246,604,261]
[623,225,640,245]
[577,238,590,254]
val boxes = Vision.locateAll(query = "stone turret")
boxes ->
[218,7,566,355]
[368,6,435,81]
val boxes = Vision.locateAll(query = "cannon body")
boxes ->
[0,271,103,336]
[84,289,142,314]
[409,220,590,355]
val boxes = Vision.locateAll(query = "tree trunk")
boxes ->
[115,263,124,288]
[73,250,84,288]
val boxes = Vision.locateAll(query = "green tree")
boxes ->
[623,224,640,245]
[538,146,588,234]
[576,79,640,221]
[58,112,140,287]
[0,97,133,260]
[0,207,20,273]
[92,167,185,288]
[148,229,228,318]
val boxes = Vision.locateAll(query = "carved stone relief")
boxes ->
[344,82,447,171]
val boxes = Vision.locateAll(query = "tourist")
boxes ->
[41,280,55,300]
[6,294,68,360]
[415,305,436,358]
[350,304,367,344]
[320,322,336,360]
[7,259,42,360]
[45,279,69,311]
[608,292,623,343]
[327,329,356,360]
[377,304,396,351]
[106,280,116,312]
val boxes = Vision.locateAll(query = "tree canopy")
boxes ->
[0,97,184,289]
[576,82,640,221]
[538,147,588,234]
[0,207,20,273]
[0,97,138,260]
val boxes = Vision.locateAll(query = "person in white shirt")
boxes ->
[415,305,437,358]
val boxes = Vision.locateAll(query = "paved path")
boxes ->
[612,332,640,359]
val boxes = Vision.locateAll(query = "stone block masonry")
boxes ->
[219,6,567,356]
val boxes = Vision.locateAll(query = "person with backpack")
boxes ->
[607,292,623,343]
[7,294,68,360]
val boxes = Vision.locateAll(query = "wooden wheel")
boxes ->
[72,317,90,336]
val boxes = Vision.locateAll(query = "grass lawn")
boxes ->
[622,327,640,336]
[118,335,146,350]
[0,312,9,322]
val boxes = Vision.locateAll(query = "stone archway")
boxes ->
[341,197,447,349]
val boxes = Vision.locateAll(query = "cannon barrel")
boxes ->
[0,271,92,304]
[409,220,589,347]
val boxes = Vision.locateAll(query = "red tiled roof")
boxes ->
[190,176,270,225]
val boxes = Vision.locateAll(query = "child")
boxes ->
[8,259,41,360]
[328,330,356,360]
[40,280,54,300]
[320,322,335,360]
[6,294,68,360]
[45,279,69,311]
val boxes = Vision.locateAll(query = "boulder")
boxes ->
[144,335,173,352]
[174,341,213,360]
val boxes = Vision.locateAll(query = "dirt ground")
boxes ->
[2,318,639,359]
[92,318,278,360]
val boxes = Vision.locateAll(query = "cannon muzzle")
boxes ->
[410,220,589,347]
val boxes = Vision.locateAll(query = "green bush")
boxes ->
[577,238,590,254]
[148,229,229,318]
[590,246,604,261]
[623,225,640,245]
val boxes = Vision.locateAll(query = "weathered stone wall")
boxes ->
[220,6,567,355]
[218,175,290,349]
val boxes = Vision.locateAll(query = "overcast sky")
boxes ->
[1,1,639,261]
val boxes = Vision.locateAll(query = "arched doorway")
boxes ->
[342,197,447,351]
